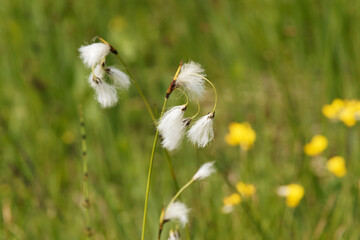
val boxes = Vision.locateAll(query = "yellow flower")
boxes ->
[236,182,256,197]
[322,99,344,119]
[338,105,356,127]
[304,135,328,156]
[223,193,242,206]
[323,99,360,127]
[327,156,346,178]
[277,184,305,208]
[225,122,256,151]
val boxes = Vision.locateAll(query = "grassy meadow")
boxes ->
[1,0,360,239]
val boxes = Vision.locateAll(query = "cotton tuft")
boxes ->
[157,105,187,151]
[88,68,118,108]
[92,81,118,108]
[176,61,206,99]
[164,202,190,227]
[79,43,111,68]
[192,161,216,181]
[187,113,214,148]
[106,67,131,90]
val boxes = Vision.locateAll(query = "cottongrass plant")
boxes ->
[79,38,219,239]
[79,37,181,238]
[158,161,216,239]
[79,37,149,112]
[157,61,218,151]
[142,61,218,240]
[79,38,130,108]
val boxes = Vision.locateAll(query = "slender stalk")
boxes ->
[190,98,201,120]
[141,98,168,240]
[191,74,218,113]
[113,52,181,198]
[168,179,195,206]
[114,54,156,123]
[79,105,92,238]
[158,179,195,240]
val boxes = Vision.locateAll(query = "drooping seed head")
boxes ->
[192,161,216,181]
[176,61,206,99]
[79,43,111,68]
[164,201,190,227]
[157,105,187,151]
[105,66,131,90]
[187,113,215,148]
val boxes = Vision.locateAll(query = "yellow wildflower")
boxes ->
[327,156,346,178]
[304,135,328,156]
[322,98,344,119]
[236,182,256,197]
[277,184,305,208]
[223,193,242,206]
[338,105,356,127]
[225,122,256,151]
[323,99,360,127]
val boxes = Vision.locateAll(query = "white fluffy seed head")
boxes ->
[106,67,131,90]
[187,113,214,148]
[88,70,118,108]
[157,105,187,151]
[192,161,216,181]
[168,230,180,240]
[93,82,118,108]
[176,61,206,99]
[164,202,190,227]
[79,43,111,68]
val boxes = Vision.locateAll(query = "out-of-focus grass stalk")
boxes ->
[141,97,168,240]
[79,105,92,238]
[114,53,156,122]
[220,165,269,239]
[113,50,180,192]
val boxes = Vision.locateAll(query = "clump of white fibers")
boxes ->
[168,230,180,240]
[187,113,214,148]
[92,80,118,108]
[192,161,216,181]
[157,105,187,151]
[79,43,111,68]
[106,67,131,90]
[88,65,118,108]
[164,202,190,227]
[176,61,206,99]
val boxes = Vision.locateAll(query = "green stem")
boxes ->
[79,105,92,239]
[158,179,195,240]
[191,74,218,113]
[115,54,156,123]
[168,179,195,206]
[141,98,168,240]
[114,53,180,195]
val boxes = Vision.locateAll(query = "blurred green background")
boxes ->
[1,0,360,239]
